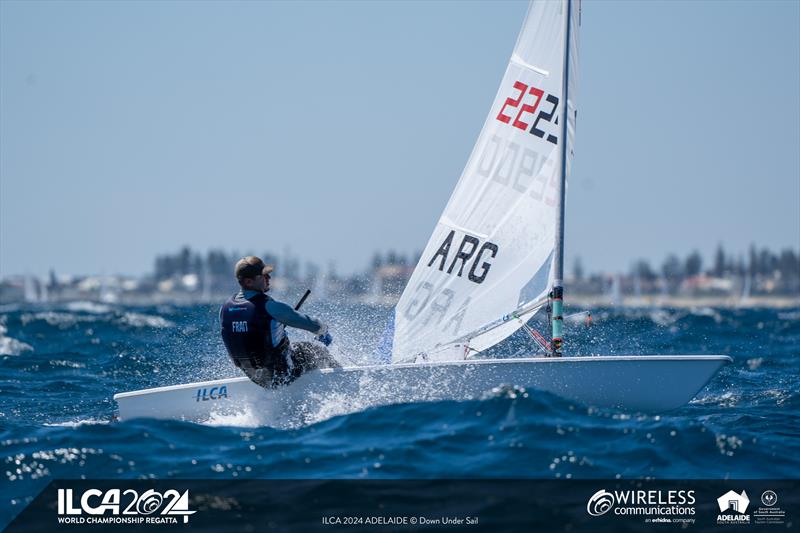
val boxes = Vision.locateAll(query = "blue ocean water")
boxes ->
[1,301,799,528]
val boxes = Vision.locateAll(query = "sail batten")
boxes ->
[438,216,489,240]
[509,54,550,76]
[389,0,580,363]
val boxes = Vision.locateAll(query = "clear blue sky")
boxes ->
[1,0,798,278]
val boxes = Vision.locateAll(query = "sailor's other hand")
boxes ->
[316,332,333,346]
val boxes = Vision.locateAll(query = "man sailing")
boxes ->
[220,256,338,387]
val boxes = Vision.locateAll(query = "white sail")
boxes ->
[390,0,580,363]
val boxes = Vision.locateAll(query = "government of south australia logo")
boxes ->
[761,490,777,507]
[587,490,614,516]
[717,490,750,524]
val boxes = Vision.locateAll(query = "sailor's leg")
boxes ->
[291,341,341,373]
[242,366,273,388]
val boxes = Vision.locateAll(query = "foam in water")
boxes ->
[0,324,33,356]
[44,418,110,428]
[20,311,91,328]
[118,312,174,328]
[64,301,112,314]
[204,407,263,428]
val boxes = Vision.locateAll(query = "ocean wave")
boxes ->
[43,418,110,428]
[647,309,684,327]
[480,385,531,400]
[689,390,740,407]
[118,312,174,328]
[20,311,97,328]
[777,310,800,321]
[64,301,112,314]
[0,303,797,514]
[203,409,263,428]
[688,306,724,323]
[48,359,86,369]
[17,310,174,330]
[0,324,33,356]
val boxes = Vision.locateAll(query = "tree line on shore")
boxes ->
[152,244,799,297]
[572,245,798,296]
[4,244,796,305]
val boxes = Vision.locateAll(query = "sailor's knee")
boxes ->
[244,367,274,388]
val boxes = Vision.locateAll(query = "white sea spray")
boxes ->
[118,312,174,328]
[0,323,33,356]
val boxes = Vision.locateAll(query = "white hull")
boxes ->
[114,355,731,428]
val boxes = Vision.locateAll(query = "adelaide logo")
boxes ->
[717,489,750,524]
[586,490,614,516]
[717,490,749,514]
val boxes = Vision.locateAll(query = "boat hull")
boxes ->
[113,355,732,428]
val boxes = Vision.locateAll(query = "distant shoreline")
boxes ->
[1,293,798,310]
[567,294,800,309]
[352,293,800,310]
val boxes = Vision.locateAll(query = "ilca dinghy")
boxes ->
[115,0,731,427]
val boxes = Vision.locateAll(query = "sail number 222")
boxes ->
[496,81,559,145]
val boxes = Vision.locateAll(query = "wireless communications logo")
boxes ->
[586,488,696,524]
[587,490,615,516]
[57,488,197,525]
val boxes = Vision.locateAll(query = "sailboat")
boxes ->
[115,0,730,426]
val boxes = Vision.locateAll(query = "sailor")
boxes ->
[220,256,338,387]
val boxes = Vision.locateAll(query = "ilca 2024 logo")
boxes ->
[57,487,196,525]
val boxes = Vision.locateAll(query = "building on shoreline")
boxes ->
[1,246,798,308]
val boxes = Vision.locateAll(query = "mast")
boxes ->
[551,0,573,356]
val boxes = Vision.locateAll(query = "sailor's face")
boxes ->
[263,273,271,292]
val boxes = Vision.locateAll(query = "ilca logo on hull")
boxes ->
[195,385,228,402]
